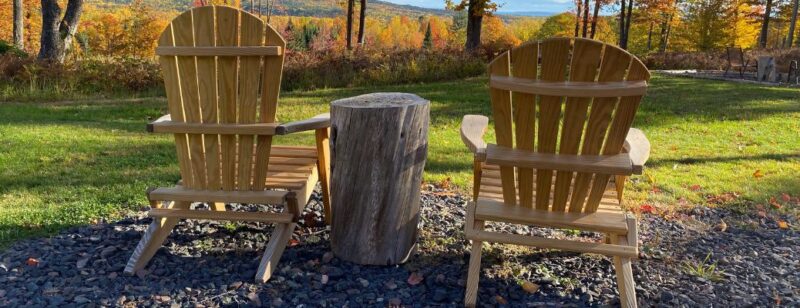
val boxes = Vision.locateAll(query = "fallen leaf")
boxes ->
[753,170,764,178]
[407,272,424,285]
[715,219,728,232]
[639,204,655,214]
[781,193,791,202]
[288,239,300,247]
[247,292,262,307]
[26,258,39,267]
[495,295,508,304]
[689,184,702,191]
[521,281,540,293]
[757,209,768,218]
[651,187,662,193]
[769,197,782,209]
[777,221,789,229]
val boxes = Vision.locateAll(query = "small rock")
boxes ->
[358,278,370,287]
[247,292,262,307]
[388,298,402,306]
[76,257,90,269]
[322,252,334,264]
[100,246,117,258]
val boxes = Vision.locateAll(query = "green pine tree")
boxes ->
[423,22,433,49]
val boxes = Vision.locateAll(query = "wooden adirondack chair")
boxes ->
[124,6,332,283]
[460,38,651,307]
[724,46,756,78]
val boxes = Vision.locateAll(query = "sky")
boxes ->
[381,0,573,15]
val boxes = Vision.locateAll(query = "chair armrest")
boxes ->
[623,128,650,175]
[147,114,172,132]
[275,113,330,135]
[461,115,489,160]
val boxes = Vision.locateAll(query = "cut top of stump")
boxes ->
[331,93,429,108]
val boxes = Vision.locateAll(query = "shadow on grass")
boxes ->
[636,75,800,128]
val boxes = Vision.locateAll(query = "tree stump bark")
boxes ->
[329,93,429,265]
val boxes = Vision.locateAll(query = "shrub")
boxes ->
[0,49,489,101]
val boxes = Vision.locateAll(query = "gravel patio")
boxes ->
[0,187,797,307]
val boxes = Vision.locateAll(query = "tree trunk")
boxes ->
[575,0,582,37]
[346,0,354,50]
[788,0,799,47]
[623,0,634,49]
[760,0,773,48]
[39,0,84,62]
[647,21,654,50]
[582,0,590,37]
[619,0,626,46]
[13,0,24,50]
[257,0,262,16]
[661,13,673,52]
[358,0,366,46]
[465,0,482,51]
[329,93,429,265]
[590,0,601,38]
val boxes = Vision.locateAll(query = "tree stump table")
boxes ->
[329,93,429,265]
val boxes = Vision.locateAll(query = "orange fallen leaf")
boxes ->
[715,219,728,232]
[521,281,540,293]
[288,239,300,247]
[777,221,789,229]
[407,272,424,285]
[651,187,662,193]
[689,184,702,191]
[781,193,791,202]
[26,257,39,266]
[757,209,768,218]
[769,197,782,209]
[495,295,508,305]
[640,204,655,214]
[753,170,764,178]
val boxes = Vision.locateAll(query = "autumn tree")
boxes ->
[446,0,498,51]
[538,12,576,38]
[39,0,84,62]
[423,22,433,49]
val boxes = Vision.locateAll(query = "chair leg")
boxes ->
[315,128,332,225]
[613,255,638,308]
[124,200,191,275]
[464,220,484,308]
[255,222,296,282]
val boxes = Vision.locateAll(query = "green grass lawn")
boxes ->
[1,74,799,247]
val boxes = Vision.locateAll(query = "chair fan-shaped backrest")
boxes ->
[157,6,286,191]
[488,37,650,213]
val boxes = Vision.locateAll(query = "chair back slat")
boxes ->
[171,11,207,189]
[568,46,631,212]
[158,24,196,189]
[158,6,286,192]
[534,39,570,210]
[486,37,650,213]
[551,39,603,211]
[488,52,516,205]
[194,7,221,191]
[584,63,649,212]
[510,43,538,207]
[252,24,287,190]
[216,6,240,191]
[235,11,266,191]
